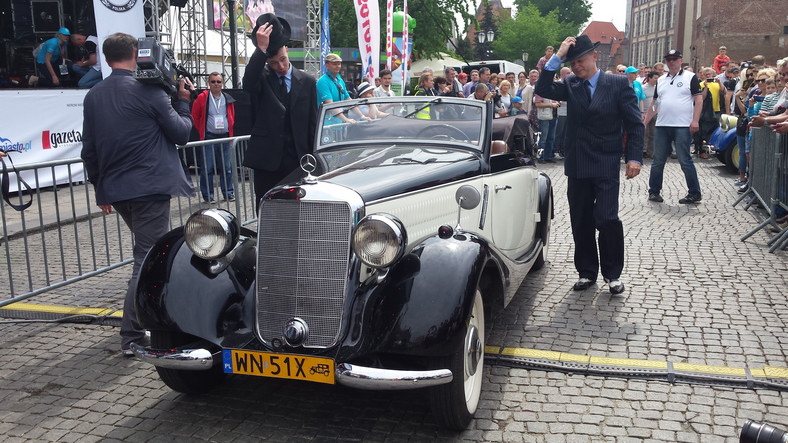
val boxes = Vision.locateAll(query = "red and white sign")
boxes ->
[354,0,380,82]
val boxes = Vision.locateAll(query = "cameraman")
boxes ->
[81,32,195,356]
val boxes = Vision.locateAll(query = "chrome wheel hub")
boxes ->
[465,324,482,377]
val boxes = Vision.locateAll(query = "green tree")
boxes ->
[492,3,578,69]
[325,0,474,59]
[515,0,592,27]
[453,36,474,62]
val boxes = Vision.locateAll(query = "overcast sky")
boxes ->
[496,0,628,32]
[588,0,627,31]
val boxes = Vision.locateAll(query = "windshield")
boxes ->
[317,97,487,151]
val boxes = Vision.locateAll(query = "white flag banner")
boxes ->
[401,1,408,95]
[386,0,393,71]
[354,0,380,81]
[92,0,145,78]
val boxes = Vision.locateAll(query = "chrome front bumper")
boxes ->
[335,363,453,390]
[130,343,216,370]
[132,345,453,389]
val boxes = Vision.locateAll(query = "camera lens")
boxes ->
[740,419,788,443]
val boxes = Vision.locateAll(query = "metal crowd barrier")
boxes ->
[735,128,788,252]
[0,135,256,307]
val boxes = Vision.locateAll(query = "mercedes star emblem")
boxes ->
[300,154,317,174]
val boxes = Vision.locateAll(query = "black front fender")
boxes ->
[366,233,489,357]
[135,227,258,349]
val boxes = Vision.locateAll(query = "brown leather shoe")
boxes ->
[700,152,708,159]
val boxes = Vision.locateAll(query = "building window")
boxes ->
[648,39,656,65]
[659,2,667,31]
[641,10,647,35]
[669,0,675,28]
[649,6,656,34]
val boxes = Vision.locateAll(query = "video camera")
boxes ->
[134,37,194,96]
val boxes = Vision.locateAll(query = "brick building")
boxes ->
[582,21,626,72]
[688,0,788,70]
[624,0,788,71]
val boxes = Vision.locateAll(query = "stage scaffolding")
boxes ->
[142,0,321,89]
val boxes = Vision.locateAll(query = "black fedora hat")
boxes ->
[565,35,600,62]
[251,13,291,57]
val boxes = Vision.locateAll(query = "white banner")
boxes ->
[92,0,146,78]
[386,0,393,71]
[0,90,89,191]
[354,0,380,82]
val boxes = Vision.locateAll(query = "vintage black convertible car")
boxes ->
[131,96,553,429]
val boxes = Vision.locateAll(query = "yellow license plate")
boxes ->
[222,349,335,384]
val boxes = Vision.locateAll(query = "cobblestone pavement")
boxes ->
[1,155,787,442]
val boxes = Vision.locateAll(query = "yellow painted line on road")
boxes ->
[589,356,667,369]
[673,362,747,376]
[1,302,118,317]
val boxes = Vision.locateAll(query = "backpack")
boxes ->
[32,42,44,60]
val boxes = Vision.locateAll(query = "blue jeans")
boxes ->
[649,126,701,197]
[538,117,556,160]
[78,69,102,88]
[198,133,234,201]
[737,134,747,175]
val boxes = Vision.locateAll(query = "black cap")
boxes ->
[251,13,291,57]
[565,35,600,62]
[664,49,683,59]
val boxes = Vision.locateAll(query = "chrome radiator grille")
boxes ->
[256,199,352,348]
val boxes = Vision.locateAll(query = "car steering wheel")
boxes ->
[416,124,470,142]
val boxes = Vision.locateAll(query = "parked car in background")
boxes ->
[131,96,553,429]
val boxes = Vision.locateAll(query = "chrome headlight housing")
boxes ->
[352,214,407,269]
[184,209,239,260]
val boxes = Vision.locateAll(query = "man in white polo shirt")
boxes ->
[643,49,703,204]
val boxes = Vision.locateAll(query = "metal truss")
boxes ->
[142,0,321,88]
[304,0,321,77]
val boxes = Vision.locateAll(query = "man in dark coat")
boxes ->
[81,33,194,354]
[242,13,318,207]
[535,35,644,295]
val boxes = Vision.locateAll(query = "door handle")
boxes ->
[494,185,511,193]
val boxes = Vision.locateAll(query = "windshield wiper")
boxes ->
[403,98,443,118]
[393,157,438,164]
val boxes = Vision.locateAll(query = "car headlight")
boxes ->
[184,209,239,260]
[352,214,407,269]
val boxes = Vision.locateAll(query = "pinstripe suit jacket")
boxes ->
[535,69,644,179]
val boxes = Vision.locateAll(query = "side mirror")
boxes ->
[454,185,481,231]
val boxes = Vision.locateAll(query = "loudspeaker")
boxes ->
[31,0,61,34]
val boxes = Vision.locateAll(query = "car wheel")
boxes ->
[151,330,225,394]
[429,289,484,430]
[729,142,741,174]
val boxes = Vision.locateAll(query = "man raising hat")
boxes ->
[534,35,644,296]
[242,13,318,208]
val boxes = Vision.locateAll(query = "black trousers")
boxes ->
[252,145,300,210]
[113,199,171,347]
[566,175,625,281]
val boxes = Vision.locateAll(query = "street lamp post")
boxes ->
[477,29,495,60]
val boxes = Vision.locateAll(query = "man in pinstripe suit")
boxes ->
[535,35,644,295]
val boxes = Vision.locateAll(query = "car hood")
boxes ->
[316,145,483,202]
